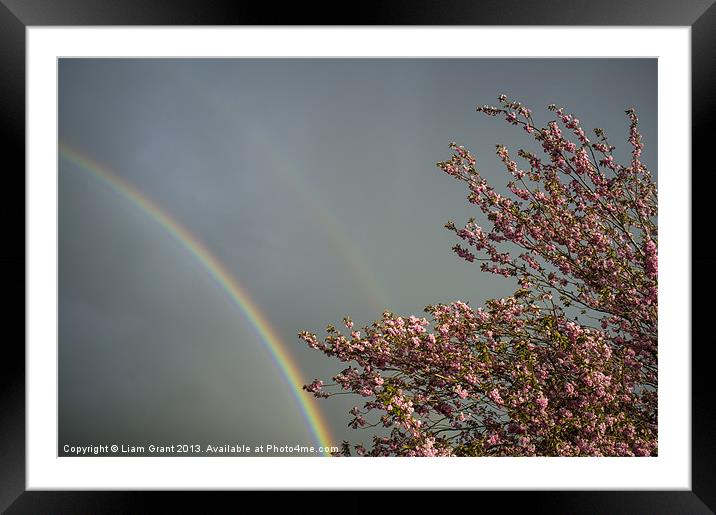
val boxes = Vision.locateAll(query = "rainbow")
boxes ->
[59,143,334,455]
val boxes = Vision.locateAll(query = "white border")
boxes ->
[27,27,691,490]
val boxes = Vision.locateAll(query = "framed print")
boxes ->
[3,0,715,511]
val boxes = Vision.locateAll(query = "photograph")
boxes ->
[58,57,658,458]
[4,6,711,508]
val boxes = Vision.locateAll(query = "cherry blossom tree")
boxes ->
[299,95,657,457]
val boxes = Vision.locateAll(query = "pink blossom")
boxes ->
[488,388,504,406]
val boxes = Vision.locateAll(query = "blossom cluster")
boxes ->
[300,95,657,457]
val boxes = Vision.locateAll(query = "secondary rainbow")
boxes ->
[189,78,392,312]
[59,143,334,455]
[250,132,393,313]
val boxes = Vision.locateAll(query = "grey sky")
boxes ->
[58,58,657,455]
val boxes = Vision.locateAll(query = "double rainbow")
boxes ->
[60,143,334,455]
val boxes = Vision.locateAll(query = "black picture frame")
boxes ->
[3,1,714,511]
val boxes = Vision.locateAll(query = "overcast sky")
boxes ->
[58,58,657,456]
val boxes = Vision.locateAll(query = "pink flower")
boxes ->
[488,388,504,406]
[304,379,323,393]
[536,394,548,412]
[454,385,469,399]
